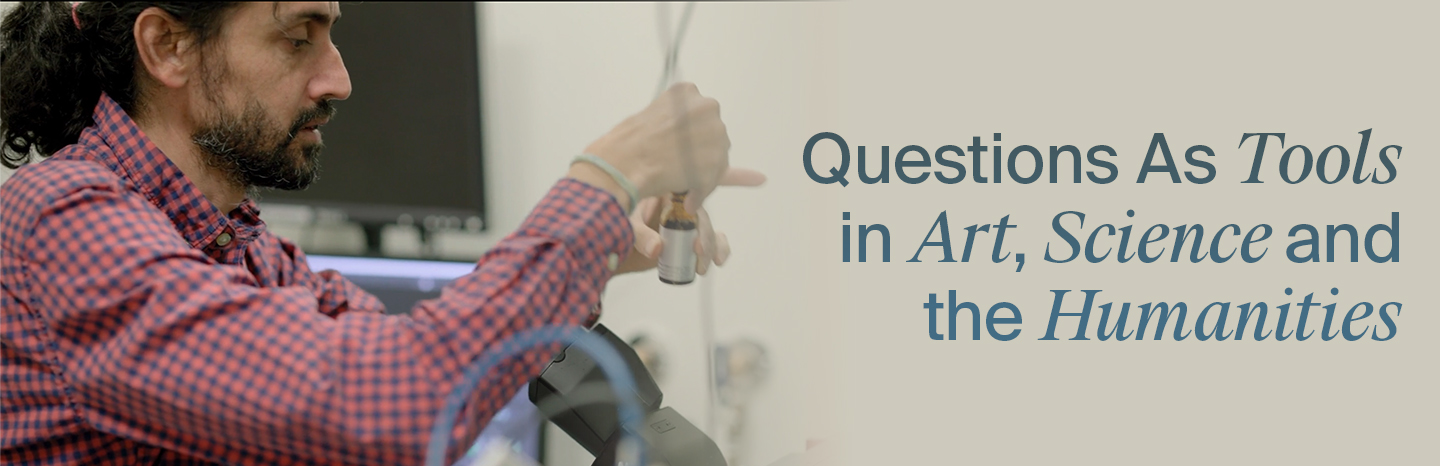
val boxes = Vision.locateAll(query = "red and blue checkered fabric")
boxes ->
[1,93,631,465]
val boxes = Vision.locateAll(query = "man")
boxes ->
[0,2,762,465]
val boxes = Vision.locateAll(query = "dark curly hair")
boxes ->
[0,2,241,169]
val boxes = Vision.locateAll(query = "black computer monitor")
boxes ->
[305,254,543,463]
[262,2,487,230]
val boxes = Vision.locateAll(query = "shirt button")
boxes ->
[215,232,233,247]
[606,252,619,271]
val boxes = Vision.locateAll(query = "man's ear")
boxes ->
[133,7,201,89]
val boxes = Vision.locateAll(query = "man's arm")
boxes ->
[18,168,629,465]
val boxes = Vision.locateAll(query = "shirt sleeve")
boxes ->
[269,233,390,318]
[16,168,631,465]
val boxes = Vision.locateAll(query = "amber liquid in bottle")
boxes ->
[658,193,697,285]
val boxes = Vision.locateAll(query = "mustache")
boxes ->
[286,100,338,141]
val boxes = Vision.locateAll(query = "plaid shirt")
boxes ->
[1,94,632,465]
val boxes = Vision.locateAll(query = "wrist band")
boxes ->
[572,153,639,212]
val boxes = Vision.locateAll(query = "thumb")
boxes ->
[631,197,664,258]
[633,222,663,258]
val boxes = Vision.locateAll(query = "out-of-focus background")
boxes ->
[1,2,840,465]
[20,2,1433,465]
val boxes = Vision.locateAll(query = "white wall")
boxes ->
[475,4,838,465]
[1,3,841,465]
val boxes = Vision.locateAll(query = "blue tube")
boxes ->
[425,325,647,466]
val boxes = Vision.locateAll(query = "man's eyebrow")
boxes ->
[275,8,341,28]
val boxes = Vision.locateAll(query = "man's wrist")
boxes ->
[566,162,632,215]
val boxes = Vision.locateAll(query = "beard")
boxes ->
[191,98,336,191]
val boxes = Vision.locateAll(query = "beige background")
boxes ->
[3,1,1434,465]
[803,1,1439,464]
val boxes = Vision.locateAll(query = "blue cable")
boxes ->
[425,325,648,466]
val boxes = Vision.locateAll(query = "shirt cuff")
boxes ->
[513,178,634,320]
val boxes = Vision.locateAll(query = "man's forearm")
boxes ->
[22,177,632,465]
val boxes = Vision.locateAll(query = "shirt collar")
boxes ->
[64,93,265,255]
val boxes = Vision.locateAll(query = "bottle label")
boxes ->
[658,226,698,283]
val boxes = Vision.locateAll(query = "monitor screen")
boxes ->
[262,2,487,229]
[305,254,543,463]
[305,254,476,314]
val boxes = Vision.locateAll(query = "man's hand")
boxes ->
[579,82,765,213]
[614,196,734,275]
[567,81,766,274]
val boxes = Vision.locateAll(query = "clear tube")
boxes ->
[425,326,646,466]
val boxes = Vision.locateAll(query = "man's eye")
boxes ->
[290,38,312,48]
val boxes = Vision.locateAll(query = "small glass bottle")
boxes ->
[658,192,697,285]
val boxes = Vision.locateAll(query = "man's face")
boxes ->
[189,2,350,191]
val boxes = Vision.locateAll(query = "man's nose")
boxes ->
[311,41,352,102]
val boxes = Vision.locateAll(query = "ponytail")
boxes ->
[1,2,239,169]
[1,2,99,167]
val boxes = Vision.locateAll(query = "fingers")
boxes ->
[634,195,662,225]
[683,166,765,214]
[715,232,731,266]
[638,194,663,231]
[690,212,732,273]
[684,185,714,215]
[719,167,767,187]
[630,197,664,258]
[694,208,721,275]
[667,81,700,97]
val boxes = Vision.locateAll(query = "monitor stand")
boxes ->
[359,221,437,258]
[360,221,387,257]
